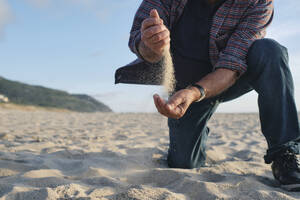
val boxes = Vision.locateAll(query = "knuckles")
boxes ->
[152,25,164,34]
[153,34,161,42]
[161,39,168,45]
[141,18,159,28]
[140,20,170,56]
[142,24,165,38]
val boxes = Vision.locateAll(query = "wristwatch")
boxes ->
[188,84,206,102]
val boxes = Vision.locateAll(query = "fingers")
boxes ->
[141,9,170,56]
[150,30,170,44]
[141,18,163,32]
[171,102,186,118]
[153,94,166,113]
[142,26,170,55]
[166,95,186,119]
[167,93,185,110]
[154,89,198,119]
[153,94,186,119]
[141,9,162,31]
[151,37,170,53]
[150,9,160,19]
[142,24,166,39]
[154,29,169,42]
[153,94,175,117]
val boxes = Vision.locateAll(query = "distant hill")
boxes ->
[0,77,112,112]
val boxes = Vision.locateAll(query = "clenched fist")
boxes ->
[140,9,170,61]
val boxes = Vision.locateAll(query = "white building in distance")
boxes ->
[0,94,9,103]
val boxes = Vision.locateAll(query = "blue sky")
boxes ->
[0,0,299,112]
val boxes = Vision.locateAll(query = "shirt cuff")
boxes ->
[214,55,247,77]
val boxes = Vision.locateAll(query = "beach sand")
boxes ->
[0,108,299,200]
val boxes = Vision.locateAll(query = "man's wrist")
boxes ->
[187,86,202,102]
[187,84,206,102]
[138,41,162,63]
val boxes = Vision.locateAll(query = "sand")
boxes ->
[162,49,176,95]
[0,108,299,200]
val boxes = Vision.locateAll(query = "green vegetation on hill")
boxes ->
[0,77,112,112]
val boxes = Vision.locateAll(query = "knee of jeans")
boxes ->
[247,38,289,72]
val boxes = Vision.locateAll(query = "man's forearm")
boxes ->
[138,40,162,63]
[191,68,239,100]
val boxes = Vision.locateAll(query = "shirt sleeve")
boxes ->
[128,0,172,60]
[214,0,274,76]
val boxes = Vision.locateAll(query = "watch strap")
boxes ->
[190,84,206,102]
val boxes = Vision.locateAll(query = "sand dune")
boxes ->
[0,108,299,199]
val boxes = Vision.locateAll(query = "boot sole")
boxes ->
[281,184,300,192]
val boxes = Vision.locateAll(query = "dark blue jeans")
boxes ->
[167,39,300,169]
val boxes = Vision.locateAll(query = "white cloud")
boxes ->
[0,0,13,38]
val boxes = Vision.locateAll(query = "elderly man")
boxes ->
[115,0,300,190]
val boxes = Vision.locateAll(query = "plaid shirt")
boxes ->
[115,0,274,85]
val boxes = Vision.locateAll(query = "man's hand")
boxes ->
[139,9,170,62]
[153,87,201,119]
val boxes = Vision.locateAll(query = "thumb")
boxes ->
[150,9,160,19]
